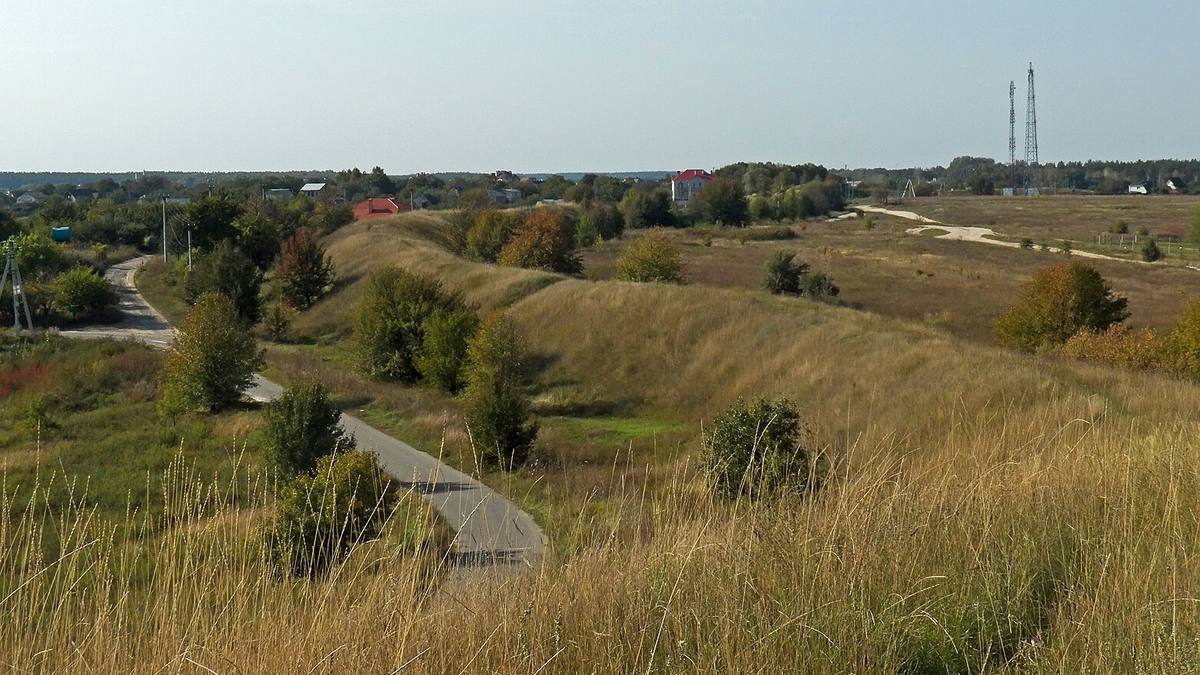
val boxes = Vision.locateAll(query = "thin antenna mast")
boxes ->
[1009,80,1017,189]
[1025,62,1039,185]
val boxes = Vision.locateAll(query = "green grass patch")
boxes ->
[550,415,683,444]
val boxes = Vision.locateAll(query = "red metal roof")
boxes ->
[671,169,714,183]
[352,197,411,221]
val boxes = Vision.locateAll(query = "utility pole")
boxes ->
[1008,80,1017,190]
[161,196,168,263]
[187,224,193,272]
[0,239,34,333]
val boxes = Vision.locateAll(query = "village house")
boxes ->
[352,196,410,221]
[671,169,714,206]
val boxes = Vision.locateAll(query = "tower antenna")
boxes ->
[1025,62,1039,186]
[1009,80,1017,190]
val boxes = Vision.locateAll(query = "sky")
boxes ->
[3,0,1198,173]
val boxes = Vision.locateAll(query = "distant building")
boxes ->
[66,188,97,203]
[671,169,715,206]
[1128,182,1150,195]
[263,188,294,200]
[15,194,37,206]
[299,182,329,199]
[501,188,522,203]
[1166,177,1188,194]
[412,192,439,209]
[352,196,410,221]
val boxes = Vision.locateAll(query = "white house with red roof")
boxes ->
[671,169,714,206]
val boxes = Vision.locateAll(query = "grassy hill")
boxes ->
[96,209,1200,671]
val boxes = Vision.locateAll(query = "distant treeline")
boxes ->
[844,157,1200,194]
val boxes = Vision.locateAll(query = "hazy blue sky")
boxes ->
[3,0,1197,173]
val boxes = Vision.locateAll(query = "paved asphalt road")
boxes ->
[61,256,547,570]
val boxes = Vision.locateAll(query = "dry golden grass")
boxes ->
[85,210,1200,670]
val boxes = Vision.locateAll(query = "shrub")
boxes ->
[1019,238,1035,249]
[234,210,283,270]
[51,266,118,322]
[262,300,292,342]
[1165,300,1200,378]
[1060,325,1161,370]
[619,188,674,229]
[268,450,395,577]
[995,262,1129,352]
[277,227,335,310]
[764,252,839,299]
[184,240,263,324]
[1059,240,1072,256]
[264,383,355,477]
[159,292,263,414]
[496,209,581,274]
[14,231,66,281]
[616,232,683,283]
[353,268,465,383]
[701,397,815,500]
[465,210,521,262]
[460,314,538,470]
[416,309,479,393]
[1112,221,1129,234]
[1141,238,1162,262]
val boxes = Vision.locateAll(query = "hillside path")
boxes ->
[60,256,547,570]
[857,205,1141,263]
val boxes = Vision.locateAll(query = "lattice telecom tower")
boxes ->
[1025,63,1039,167]
[1008,80,1017,188]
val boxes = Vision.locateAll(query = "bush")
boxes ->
[701,397,815,500]
[1059,240,1072,256]
[764,252,839,299]
[465,210,521,262]
[1060,325,1161,370]
[460,314,538,470]
[496,209,581,274]
[262,299,292,342]
[277,227,335,310]
[51,266,118,322]
[159,292,263,414]
[264,383,355,477]
[995,262,1129,352]
[1165,300,1200,378]
[1141,238,1162,262]
[1019,238,1035,249]
[234,210,283,270]
[616,232,683,283]
[416,309,480,393]
[619,188,674,230]
[268,450,395,577]
[1112,221,1129,234]
[184,240,263,324]
[353,268,465,383]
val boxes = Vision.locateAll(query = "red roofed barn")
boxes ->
[353,196,411,221]
[671,169,714,206]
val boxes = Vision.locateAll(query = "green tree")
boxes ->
[263,299,292,342]
[619,188,674,229]
[579,202,623,244]
[268,450,395,577]
[416,309,480,393]
[460,314,538,469]
[616,232,683,283]
[995,262,1129,352]
[369,166,396,196]
[185,194,244,250]
[1142,238,1162,262]
[51,265,118,322]
[692,178,748,226]
[353,268,465,382]
[701,397,815,500]
[234,210,283,270]
[0,209,18,240]
[264,383,355,477]
[184,240,263,324]
[159,292,263,414]
[277,228,335,310]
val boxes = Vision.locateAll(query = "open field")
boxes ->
[582,218,1200,343]
[898,194,1200,250]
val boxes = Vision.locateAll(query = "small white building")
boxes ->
[1128,183,1150,195]
[299,182,328,198]
[671,169,714,206]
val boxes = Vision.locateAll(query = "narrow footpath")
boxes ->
[61,256,547,569]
